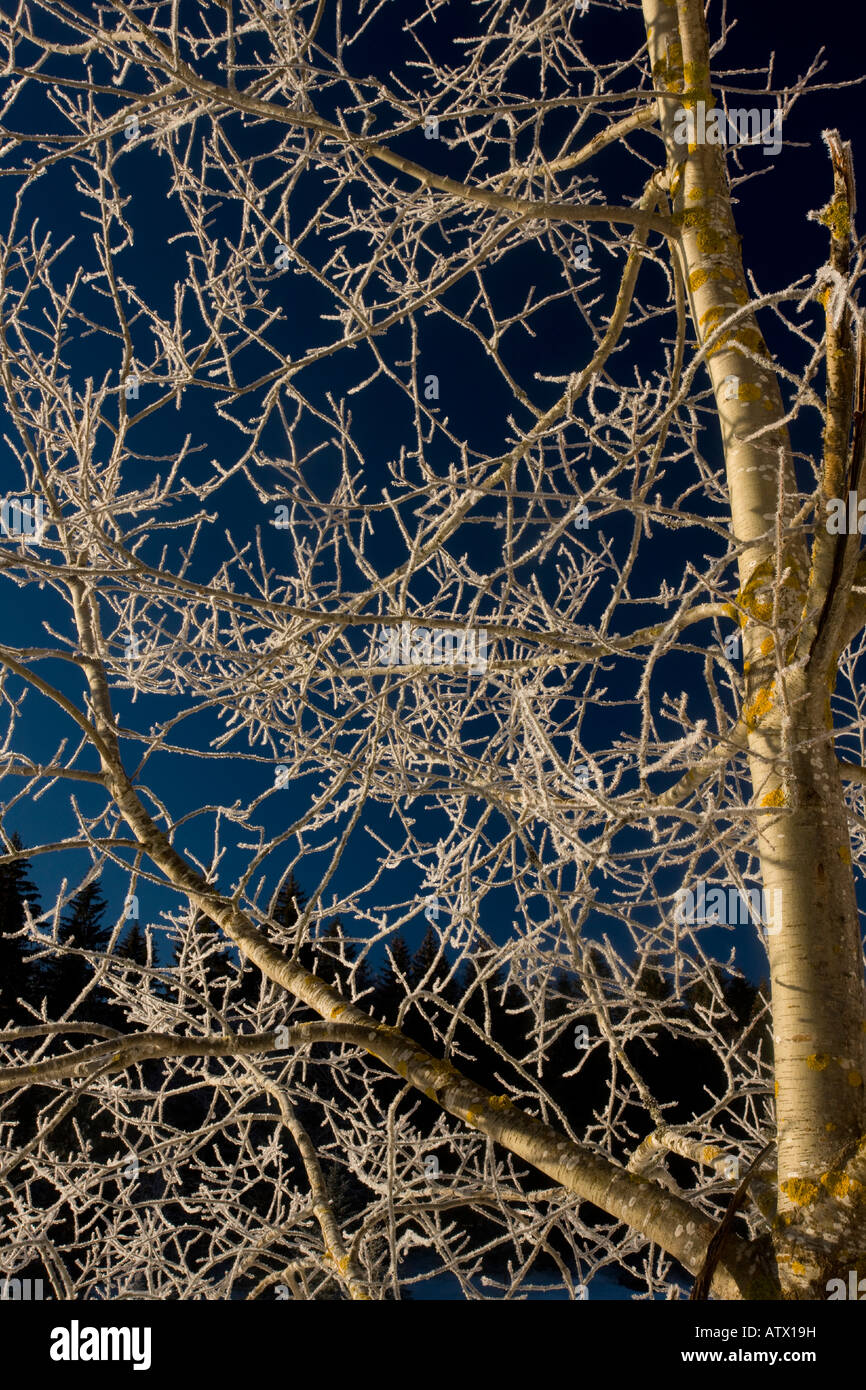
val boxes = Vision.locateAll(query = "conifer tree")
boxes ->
[236,870,309,1008]
[42,881,112,1021]
[273,871,307,940]
[116,921,149,968]
[172,909,236,1017]
[0,833,41,1024]
[305,916,372,1000]
[374,934,413,1024]
[411,925,446,990]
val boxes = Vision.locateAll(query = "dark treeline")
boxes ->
[0,846,772,1297]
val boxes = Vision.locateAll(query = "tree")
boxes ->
[411,926,447,991]
[374,935,414,1025]
[272,874,307,942]
[303,916,372,1000]
[0,833,41,1025]
[115,922,149,970]
[237,870,308,1007]
[41,882,113,1022]
[0,0,863,1301]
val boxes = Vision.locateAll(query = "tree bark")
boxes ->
[642,0,866,1295]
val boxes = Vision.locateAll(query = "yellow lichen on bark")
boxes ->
[688,265,737,293]
[743,683,775,729]
[815,194,850,242]
[821,1171,862,1200]
[760,788,786,807]
[806,1054,830,1071]
[780,1178,820,1206]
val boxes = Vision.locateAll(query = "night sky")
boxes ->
[1,0,862,987]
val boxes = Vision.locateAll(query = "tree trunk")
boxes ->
[643,0,866,1296]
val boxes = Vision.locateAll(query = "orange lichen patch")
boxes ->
[847,1069,863,1088]
[699,298,749,332]
[735,561,776,626]
[737,378,764,398]
[806,1054,830,1071]
[707,324,767,359]
[697,229,732,258]
[760,788,786,807]
[682,61,710,94]
[816,195,851,243]
[821,1170,863,1200]
[781,1178,820,1206]
[699,305,727,330]
[744,683,775,729]
[735,380,774,409]
[701,1144,722,1163]
[826,1121,837,1132]
[330,1004,346,1019]
[487,1094,513,1111]
[839,845,853,866]
[791,1261,807,1276]
[688,266,737,293]
[652,41,683,93]
[674,206,732,257]
[760,636,775,655]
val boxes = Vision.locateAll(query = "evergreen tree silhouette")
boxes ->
[303,916,373,999]
[273,870,307,940]
[21,881,120,1169]
[102,921,153,1033]
[633,960,672,1003]
[116,921,149,968]
[411,925,451,990]
[42,881,112,1022]
[0,832,41,1024]
[236,870,308,1007]
[172,909,236,1016]
[374,934,413,1023]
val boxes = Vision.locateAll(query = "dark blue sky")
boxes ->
[1,0,862,988]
